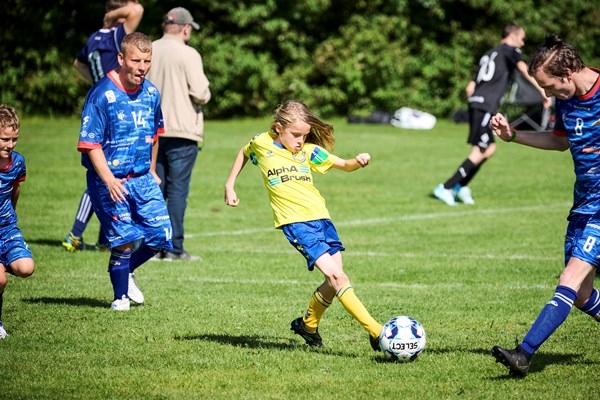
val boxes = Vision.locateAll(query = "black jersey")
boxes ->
[467,43,523,113]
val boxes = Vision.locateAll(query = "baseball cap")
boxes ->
[163,7,199,30]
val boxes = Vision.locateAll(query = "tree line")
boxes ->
[1,0,599,119]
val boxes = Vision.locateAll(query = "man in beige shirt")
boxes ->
[146,7,211,261]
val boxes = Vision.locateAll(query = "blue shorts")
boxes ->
[0,223,33,275]
[282,219,345,270]
[87,171,173,250]
[565,213,600,269]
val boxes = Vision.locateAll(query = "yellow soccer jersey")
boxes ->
[244,131,339,228]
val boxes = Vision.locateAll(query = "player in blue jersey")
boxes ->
[77,32,173,310]
[225,100,383,350]
[0,105,35,338]
[64,0,144,252]
[489,34,600,377]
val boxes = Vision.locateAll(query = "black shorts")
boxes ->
[467,107,495,150]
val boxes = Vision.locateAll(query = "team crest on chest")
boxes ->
[292,150,307,163]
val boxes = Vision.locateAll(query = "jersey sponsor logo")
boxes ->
[310,148,328,165]
[468,96,485,104]
[105,90,116,103]
[117,110,126,122]
[573,105,591,111]
[82,116,90,127]
[112,159,120,167]
[267,166,299,177]
[266,165,313,186]
[147,215,170,222]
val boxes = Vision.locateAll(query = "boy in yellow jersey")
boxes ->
[225,100,382,350]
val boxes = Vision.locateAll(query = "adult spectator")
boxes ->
[146,7,211,261]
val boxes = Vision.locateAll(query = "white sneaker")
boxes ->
[0,322,7,339]
[111,295,130,311]
[127,273,144,304]
[434,184,456,206]
[455,185,475,204]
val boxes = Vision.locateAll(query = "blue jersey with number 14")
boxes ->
[553,68,600,215]
[77,73,164,179]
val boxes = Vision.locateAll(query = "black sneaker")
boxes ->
[290,317,323,347]
[492,345,531,377]
[163,250,201,261]
[370,334,380,352]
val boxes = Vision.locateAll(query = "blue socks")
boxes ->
[520,285,577,355]
[129,244,159,272]
[71,191,94,238]
[108,249,132,300]
[578,288,600,321]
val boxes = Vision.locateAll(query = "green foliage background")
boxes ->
[2,0,600,118]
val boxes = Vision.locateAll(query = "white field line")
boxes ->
[187,203,569,238]
[200,247,557,261]
[185,203,566,261]
[166,276,554,291]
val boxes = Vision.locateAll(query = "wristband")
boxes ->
[507,129,517,142]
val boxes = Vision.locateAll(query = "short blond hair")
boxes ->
[120,32,152,56]
[0,104,20,132]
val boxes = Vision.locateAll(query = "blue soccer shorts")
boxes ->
[282,219,345,270]
[0,223,33,275]
[86,171,173,250]
[565,212,600,269]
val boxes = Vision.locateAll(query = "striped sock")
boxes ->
[578,288,600,322]
[71,191,94,237]
[336,285,382,338]
[108,249,132,300]
[303,290,333,332]
[520,285,577,355]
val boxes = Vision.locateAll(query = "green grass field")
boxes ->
[1,115,597,399]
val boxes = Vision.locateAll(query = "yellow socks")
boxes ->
[303,290,333,332]
[336,285,382,338]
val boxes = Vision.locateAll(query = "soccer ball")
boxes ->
[378,316,426,362]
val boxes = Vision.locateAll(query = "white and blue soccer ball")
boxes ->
[378,316,426,362]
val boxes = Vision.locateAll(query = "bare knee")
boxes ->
[0,270,7,292]
[324,271,350,292]
[11,258,35,278]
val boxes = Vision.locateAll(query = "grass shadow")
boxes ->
[25,238,102,251]
[467,347,595,379]
[23,296,107,308]
[176,333,355,357]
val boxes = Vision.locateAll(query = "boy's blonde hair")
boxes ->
[121,32,152,56]
[271,100,335,151]
[0,104,20,132]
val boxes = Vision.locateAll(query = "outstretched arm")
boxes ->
[224,147,249,207]
[332,153,371,172]
[489,113,569,151]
